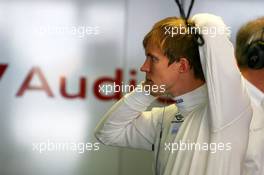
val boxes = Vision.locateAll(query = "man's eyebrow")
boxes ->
[146,52,159,59]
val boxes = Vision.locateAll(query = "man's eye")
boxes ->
[148,56,158,62]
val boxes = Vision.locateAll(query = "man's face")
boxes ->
[140,43,180,93]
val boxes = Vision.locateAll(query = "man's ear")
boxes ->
[178,57,191,73]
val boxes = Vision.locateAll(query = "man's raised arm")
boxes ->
[192,14,252,131]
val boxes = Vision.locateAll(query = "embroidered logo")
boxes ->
[171,112,184,134]
[175,98,184,104]
[171,112,184,123]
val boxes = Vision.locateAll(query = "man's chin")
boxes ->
[145,79,154,85]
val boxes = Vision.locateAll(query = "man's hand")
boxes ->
[142,80,166,97]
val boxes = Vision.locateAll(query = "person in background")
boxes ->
[235,17,264,175]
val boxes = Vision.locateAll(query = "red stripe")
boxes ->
[0,64,8,80]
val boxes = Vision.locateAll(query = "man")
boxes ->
[235,17,264,175]
[95,14,252,175]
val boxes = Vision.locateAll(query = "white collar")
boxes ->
[173,84,208,113]
[244,79,264,108]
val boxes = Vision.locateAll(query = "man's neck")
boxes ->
[170,78,205,97]
[241,68,264,93]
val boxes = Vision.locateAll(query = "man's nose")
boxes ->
[140,58,150,72]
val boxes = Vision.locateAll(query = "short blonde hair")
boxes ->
[143,17,204,81]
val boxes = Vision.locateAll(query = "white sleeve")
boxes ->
[94,89,161,151]
[192,14,252,131]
